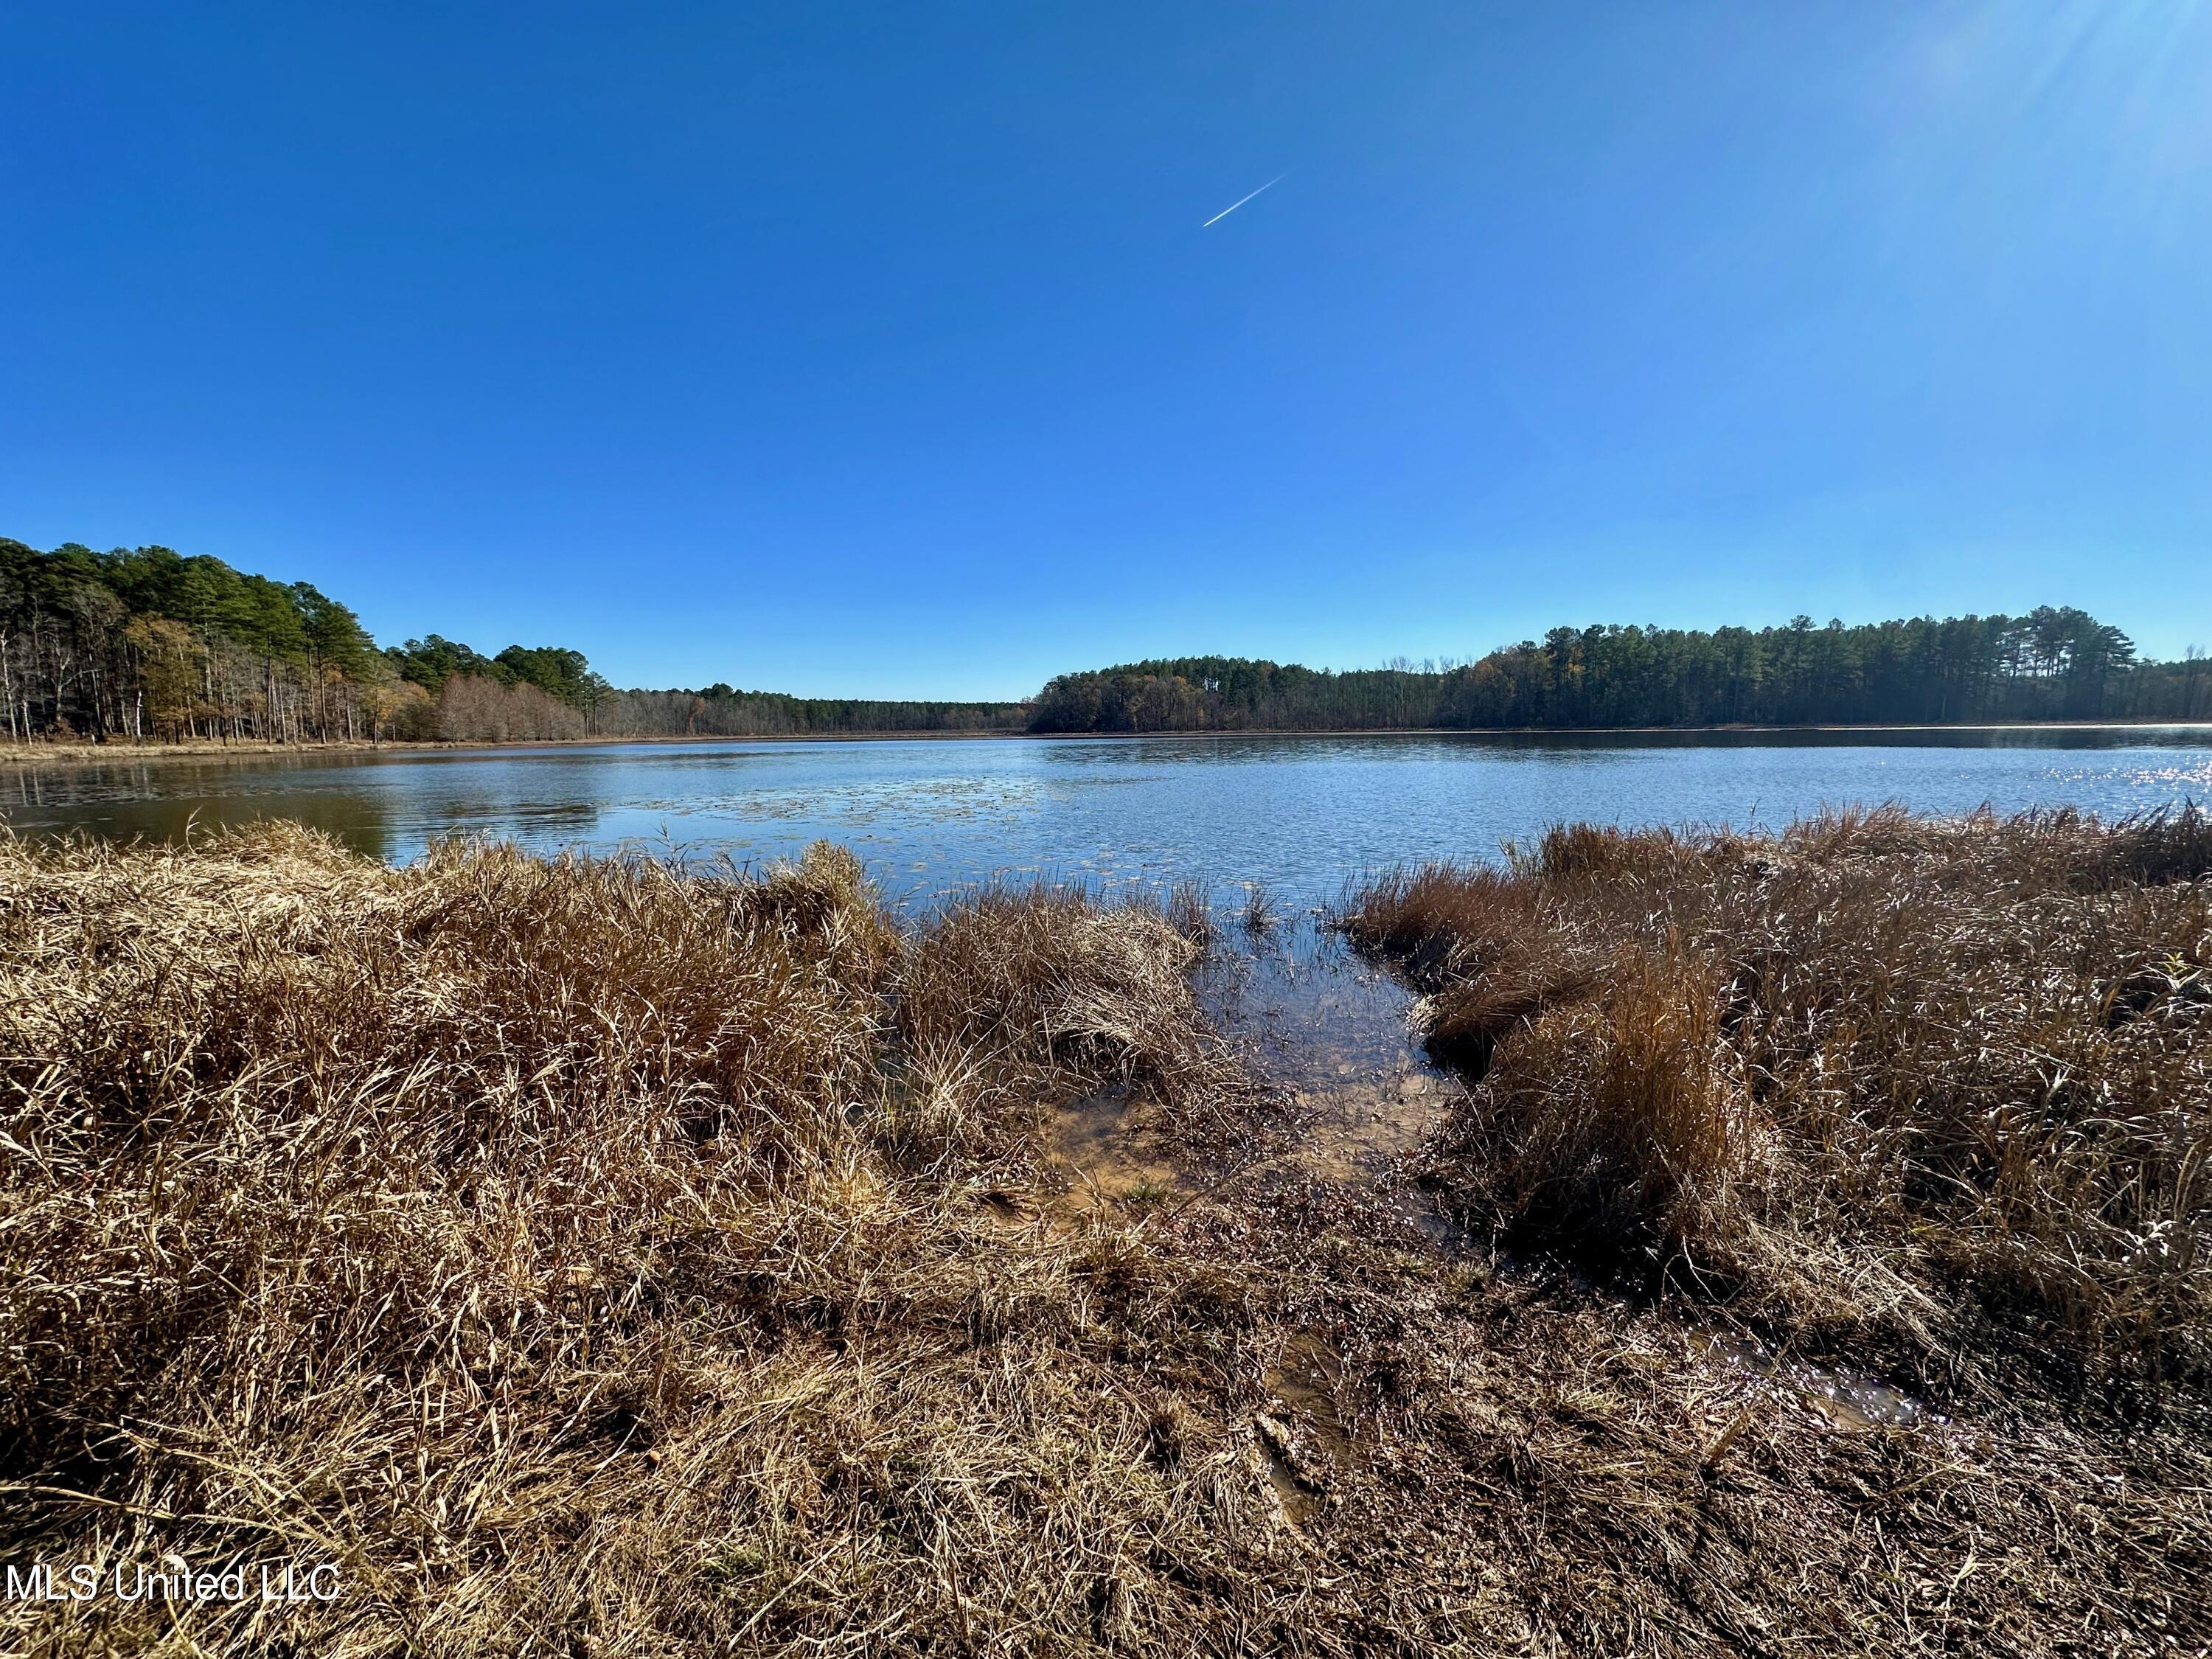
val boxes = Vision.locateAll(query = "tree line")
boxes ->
[1,539,1023,745]
[1,539,401,744]
[611,686,1024,738]
[7,539,2204,748]
[1029,611,2211,733]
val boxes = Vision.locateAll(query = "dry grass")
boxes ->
[1344,806,2212,1397]
[1472,937,1756,1248]
[4,818,2209,1656]
[892,880,1251,1166]
[0,831,1281,1656]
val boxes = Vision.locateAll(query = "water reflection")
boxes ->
[5,728,2208,905]
[4,762,406,862]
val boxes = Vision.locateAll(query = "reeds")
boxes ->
[1343,804,2212,1389]
[894,879,1251,1161]
[0,830,1273,1655]
[1240,883,1280,938]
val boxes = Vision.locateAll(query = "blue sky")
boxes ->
[4,2,2208,696]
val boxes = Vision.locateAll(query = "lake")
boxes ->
[6,728,2210,910]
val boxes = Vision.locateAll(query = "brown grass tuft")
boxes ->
[1346,807,2212,1393]
[1472,937,1756,1248]
[0,834,1285,1656]
[894,883,1249,1163]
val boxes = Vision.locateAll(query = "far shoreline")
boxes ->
[6,717,2212,768]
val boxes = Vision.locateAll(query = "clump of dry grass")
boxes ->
[1339,860,1597,1073]
[1164,877,1215,950]
[1239,883,1280,938]
[1344,805,2212,1393]
[1474,937,1758,1248]
[0,830,1298,1657]
[893,881,1252,1164]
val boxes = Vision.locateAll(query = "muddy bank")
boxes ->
[1012,912,1454,1223]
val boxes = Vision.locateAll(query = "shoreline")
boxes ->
[5,717,2211,768]
[0,731,1029,765]
[1026,718,2212,739]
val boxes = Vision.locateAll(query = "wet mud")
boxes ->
[1001,903,1462,1237]
[1193,909,1461,1239]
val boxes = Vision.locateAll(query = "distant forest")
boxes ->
[4,538,2205,746]
[1033,613,2211,733]
[0,540,1023,744]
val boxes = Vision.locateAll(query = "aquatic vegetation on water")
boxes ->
[1,818,2208,1656]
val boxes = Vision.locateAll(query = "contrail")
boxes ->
[1203,173,1287,228]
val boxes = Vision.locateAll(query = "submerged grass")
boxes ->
[3,815,2208,1655]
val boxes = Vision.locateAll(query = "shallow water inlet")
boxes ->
[1037,1089,1188,1212]
[1013,905,1461,1237]
[1199,916,1457,1174]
